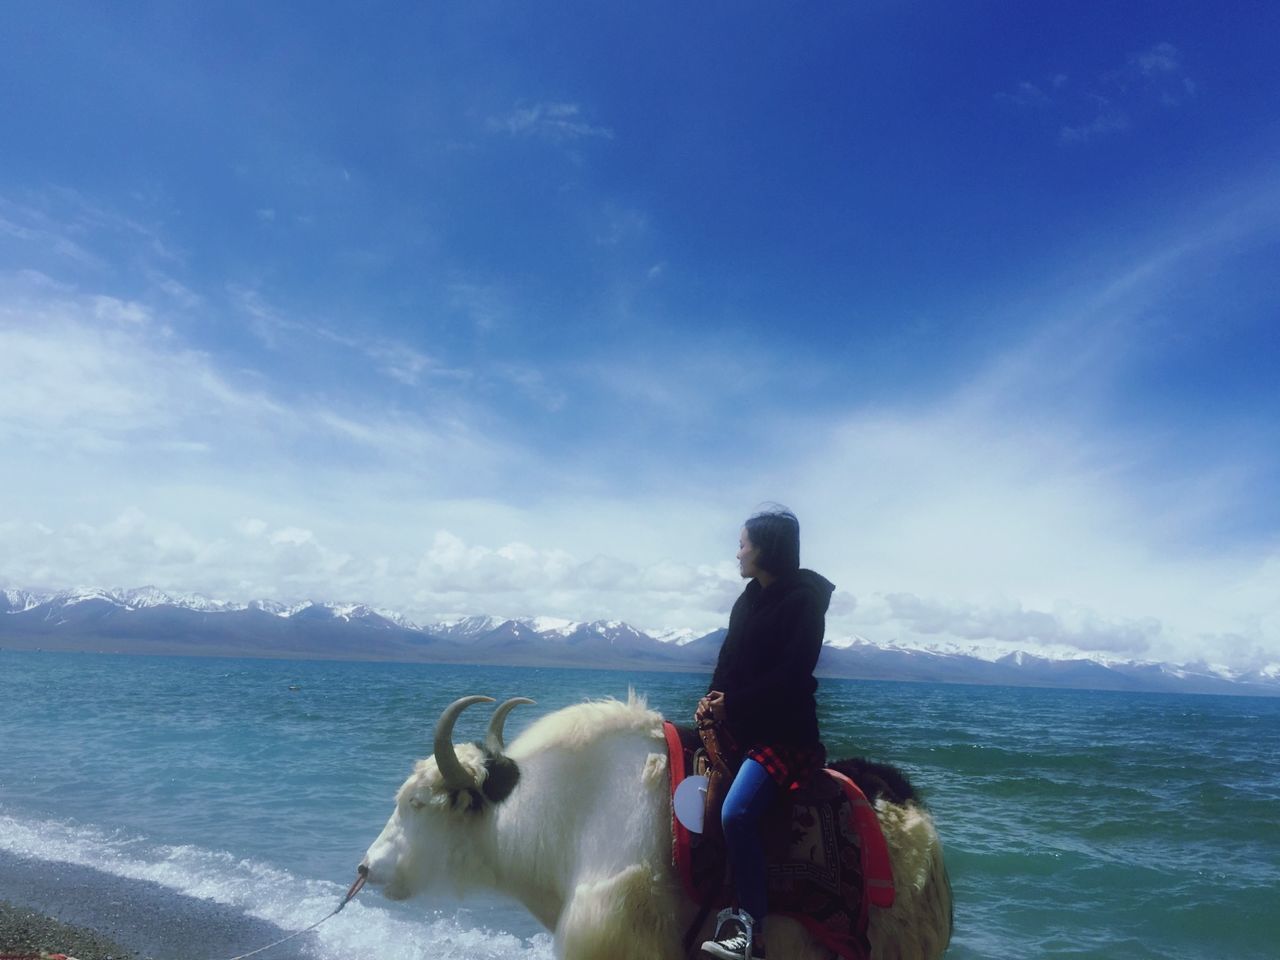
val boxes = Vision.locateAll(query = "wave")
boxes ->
[0,809,553,960]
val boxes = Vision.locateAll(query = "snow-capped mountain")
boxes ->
[116,586,210,610]
[0,587,446,661]
[424,615,690,664]
[0,588,410,625]
[651,627,702,646]
[3,586,1277,697]
[430,616,684,653]
[0,589,43,614]
[3,586,237,615]
[429,615,510,641]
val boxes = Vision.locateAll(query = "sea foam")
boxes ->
[0,809,553,960]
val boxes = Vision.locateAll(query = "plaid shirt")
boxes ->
[746,741,827,791]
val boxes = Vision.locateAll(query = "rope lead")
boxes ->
[217,875,365,960]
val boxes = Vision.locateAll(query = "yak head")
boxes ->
[360,695,530,900]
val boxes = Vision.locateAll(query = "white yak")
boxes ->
[360,694,952,960]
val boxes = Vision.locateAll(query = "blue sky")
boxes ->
[2,2,1278,666]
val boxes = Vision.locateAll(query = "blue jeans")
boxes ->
[721,758,778,925]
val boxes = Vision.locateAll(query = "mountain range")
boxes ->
[3,587,1277,697]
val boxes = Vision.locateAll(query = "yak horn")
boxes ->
[485,697,535,753]
[433,695,494,790]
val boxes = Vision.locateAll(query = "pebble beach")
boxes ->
[0,901,137,960]
[0,851,306,960]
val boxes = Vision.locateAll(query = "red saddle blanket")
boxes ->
[663,722,895,960]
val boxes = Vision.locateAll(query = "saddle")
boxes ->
[663,723,895,960]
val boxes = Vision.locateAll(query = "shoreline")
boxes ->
[0,852,306,960]
[0,901,136,960]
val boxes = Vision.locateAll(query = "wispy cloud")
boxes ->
[0,275,229,448]
[0,192,198,336]
[1125,41,1196,104]
[233,285,444,387]
[3,164,1277,665]
[0,265,737,621]
[997,42,1196,144]
[2,188,182,267]
[593,203,649,246]
[412,531,740,627]
[1059,99,1132,144]
[879,593,1162,656]
[487,101,614,142]
[447,279,514,332]
[772,386,1280,667]
[0,510,745,631]
[0,197,108,271]
[492,363,568,413]
[364,340,435,386]
[776,184,1280,666]
[0,271,519,492]
[4,221,1279,662]
[994,76,1063,109]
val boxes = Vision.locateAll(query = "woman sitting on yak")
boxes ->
[697,507,834,960]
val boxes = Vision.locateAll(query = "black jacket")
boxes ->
[709,568,835,749]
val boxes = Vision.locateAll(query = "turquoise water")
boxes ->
[2,651,1278,959]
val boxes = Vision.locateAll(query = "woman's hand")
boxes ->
[696,689,727,725]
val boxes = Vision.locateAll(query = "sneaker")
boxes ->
[701,910,766,960]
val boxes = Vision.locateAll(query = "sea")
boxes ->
[1,651,1278,960]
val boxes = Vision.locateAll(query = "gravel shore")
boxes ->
[0,900,139,959]
[0,851,306,960]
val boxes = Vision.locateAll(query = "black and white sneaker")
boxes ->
[701,909,765,960]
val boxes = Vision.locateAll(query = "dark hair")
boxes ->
[744,506,800,576]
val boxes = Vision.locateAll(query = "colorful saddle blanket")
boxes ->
[663,722,895,960]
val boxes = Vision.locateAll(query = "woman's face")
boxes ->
[737,527,762,580]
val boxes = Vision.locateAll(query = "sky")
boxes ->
[2,2,1278,667]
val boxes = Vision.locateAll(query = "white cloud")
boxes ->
[1001,41,1195,144]
[365,341,434,385]
[0,511,352,601]
[0,189,182,275]
[594,204,649,246]
[760,397,1280,667]
[2,511,216,591]
[768,194,1280,666]
[91,295,152,325]
[0,268,739,627]
[995,81,1051,109]
[237,518,269,538]
[0,205,104,270]
[881,593,1161,655]
[488,101,614,142]
[408,531,741,629]
[493,363,567,412]
[2,174,1277,669]
[416,531,576,594]
[233,285,450,388]
[1132,41,1182,78]
[1059,102,1131,144]
[0,271,533,536]
[0,511,741,632]
[447,279,513,331]
[0,284,205,445]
